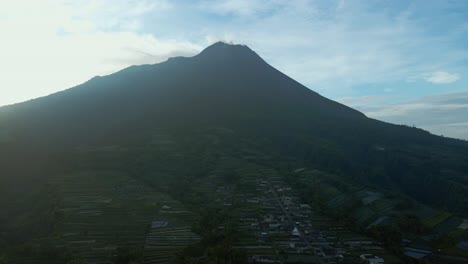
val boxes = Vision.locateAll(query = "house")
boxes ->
[457,241,468,250]
[250,255,279,263]
[404,247,432,260]
[269,223,281,229]
[247,198,260,203]
[151,221,168,228]
[292,227,301,237]
[286,255,321,263]
[404,239,433,260]
[359,254,384,264]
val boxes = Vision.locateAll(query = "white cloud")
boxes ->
[61,0,172,32]
[354,91,468,140]
[336,95,388,107]
[1,0,468,107]
[198,0,280,17]
[424,122,468,140]
[425,71,460,84]
[190,1,468,97]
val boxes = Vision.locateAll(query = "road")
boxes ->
[261,174,321,261]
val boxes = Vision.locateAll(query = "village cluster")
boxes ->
[212,168,389,264]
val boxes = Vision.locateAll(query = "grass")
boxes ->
[370,199,396,213]
[440,246,468,259]
[423,211,452,228]
[432,216,463,235]
[351,206,376,225]
[448,228,465,240]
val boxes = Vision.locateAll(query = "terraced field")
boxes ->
[142,200,200,263]
[51,171,199,263]
[37,155,414,263]
[423,211,452,229]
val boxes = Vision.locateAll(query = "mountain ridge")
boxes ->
[0,42,368,145]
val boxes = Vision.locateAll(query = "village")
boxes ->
[47,150,466,264]
[209,167,394,264]
[47,153,402,264]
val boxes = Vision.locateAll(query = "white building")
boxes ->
[360,254,384,264]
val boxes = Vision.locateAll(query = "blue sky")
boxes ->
[1,0,467,139]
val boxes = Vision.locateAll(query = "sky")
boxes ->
[0,0,467,139]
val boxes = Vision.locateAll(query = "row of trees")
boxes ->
[177,208,247,264]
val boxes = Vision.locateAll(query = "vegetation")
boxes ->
[111,245,143,264]
[367,225,403,256]
[177,208,247,264]
[397,214,428,235]
[423,212,452,228]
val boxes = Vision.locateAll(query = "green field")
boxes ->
[423,212,452,228]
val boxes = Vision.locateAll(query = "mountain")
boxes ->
[0,42,467,262]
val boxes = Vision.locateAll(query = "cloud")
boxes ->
[425,71,460,84]
[1,0,468,108]
[61,0,172,32]
[198,0,279,17]
[352,91,468,140]
[384,88,394,93]
[424,122,468,140]
[336,95,389,107]
[189,0,468,96]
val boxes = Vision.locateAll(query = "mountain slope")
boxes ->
[1,43,364,147]
[0,42,467,226]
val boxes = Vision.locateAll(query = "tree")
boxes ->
[0,254,8,264]
[398,214,427,235]
[66,258,87,264]
[111,245,142,264]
